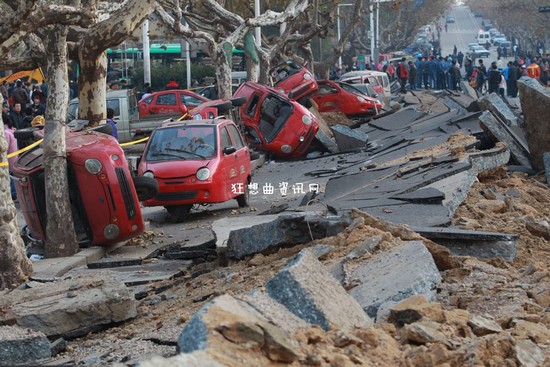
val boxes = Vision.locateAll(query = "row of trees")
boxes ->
[0,0,448,289]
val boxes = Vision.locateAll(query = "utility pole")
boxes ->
[142,20,151,85]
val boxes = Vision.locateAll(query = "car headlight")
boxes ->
[304,73,312,80]
[302,115,312,125]
[104,224,120,240]
[196,167,211,181]
[357,96,366,103]
[143,171,154,179]
[281,145,292,154]
[84,159,102,174]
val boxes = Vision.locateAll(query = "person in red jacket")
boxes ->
[165,78,179,90]
[397,57,409,93]
[526,62,541,79]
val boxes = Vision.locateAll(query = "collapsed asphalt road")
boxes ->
[3,83,550,366]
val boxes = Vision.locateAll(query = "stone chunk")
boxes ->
[348,241,442,320]
[330,124,369,151]
[139,351,225,367]
[515,339,545,367]
[479,93,518,126]
[467,315,503,336]
[388,295,446,327]
[402,321,448,345]
[227,214,351,260]
[265,249,372,331]
[0,326,51,366]
[518,78,550,171]
[177,295,300,364]
[0,277,137,337]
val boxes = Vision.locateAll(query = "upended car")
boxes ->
[12,127,158,247]
[233,81,320,159]
[137,118,252,222]
[269,60,318,104]
[312,80,382,118]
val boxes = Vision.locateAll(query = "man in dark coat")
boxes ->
[487,63,501,94]
[11,80,29,108]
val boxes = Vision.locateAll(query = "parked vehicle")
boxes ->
[269,60,318,103]
[445,16,455,23]
[499,41,512,49]
[340,73,385,98]
[137,118,251,222]
[233,81,319,159]
[138,89,207,116]
[312,80,382,118]
[477,31,491,46]
[468,45,491,58]
[12,126,158,247]
[68,89,170,143]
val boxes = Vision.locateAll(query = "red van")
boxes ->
[13,129,153,246]
[269,61,318,103]
[137,119,252,222]
[312,80,382,118]
[233,81,319,159]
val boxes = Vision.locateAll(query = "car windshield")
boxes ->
[258,94,293,143]
[145,125,216,161]
[337,82,368,96]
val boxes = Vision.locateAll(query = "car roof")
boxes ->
[160,119,231,129]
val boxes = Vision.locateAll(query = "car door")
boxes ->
[314,81,340,112]
[218,124,239,200]
[226,123,250,188]
[150,92,177,114]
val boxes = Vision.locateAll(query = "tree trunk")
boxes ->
[43,24,78,258]
[77,52,107,125]
[215,47,233,100]
[0,94,33,289]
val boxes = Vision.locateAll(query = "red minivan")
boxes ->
[138,90,208,116]
[137,119,252,222]
[233,81,319,159]
[13,129,150,246]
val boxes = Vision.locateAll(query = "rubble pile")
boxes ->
[2,84,549,366]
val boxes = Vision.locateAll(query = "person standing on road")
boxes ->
[487,63,501,94]
[457,51,464,68]
[408,61,417,91]
[427,56,436,89]
[449,60,461,91]
[106,108,118,140]
[507,62,519,97]
[526,61,541,80]
[397,57,409,93]
[11,80,29,108]
[415,55,423,89]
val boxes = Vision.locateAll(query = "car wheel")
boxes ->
[165,204,192,222]
[133,176,159,201]
[14,126,43,141]
[236,182,250,208]
[212,101,233,115]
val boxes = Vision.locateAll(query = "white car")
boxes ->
[468,46,491,58]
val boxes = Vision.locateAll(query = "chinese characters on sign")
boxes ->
[231,182,320,195]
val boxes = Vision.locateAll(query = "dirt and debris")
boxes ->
[4,88,550,366]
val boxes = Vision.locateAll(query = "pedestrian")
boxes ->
[408,61,417,91]
[453,45,457,57]
[138,83,150,100]
[415,55,423,89]
[2,115,18,200]
[457,51,464,68]
[106,108,118,139]
[526,61,541,79]
[8,102,26,130]
[449,60,461,91]
[498,71,506,99]
[11,80,29,108]
[421,57,429,89]
[445,23,448,32]
[396,57,409,93]
[507,62,518,97]
[427,56,436,89]
[30,95,46,117]
[487,63,501,94]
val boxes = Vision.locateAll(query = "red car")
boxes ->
[138,89,208,116]
[13,128,155,246]
[269,61,318,103]
[233,81,319,159]
[312,80,382,118]
[137,119,252,222]
[340,73,385,98]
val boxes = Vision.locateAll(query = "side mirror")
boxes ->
[223,146,237,155]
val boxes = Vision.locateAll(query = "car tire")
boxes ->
[133,176,159,201]
[165,204,192,222]
[14,126,42,141]
[236,182,250,208]
[212,101,233,115]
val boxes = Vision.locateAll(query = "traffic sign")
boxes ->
[539,6,550,12]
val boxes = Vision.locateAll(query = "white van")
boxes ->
[477,31,491,46]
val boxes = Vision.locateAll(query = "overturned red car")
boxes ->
[233,81,319,159]
[13,128,156,247]
[312,80,382,118]
[269,60,318,103]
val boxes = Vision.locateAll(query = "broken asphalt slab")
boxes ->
[226,214,352,260]
[0,326,51,366]
[410,226,518,261]
[0,277,137,338]
[330,124,369,151]
[348,241,442,321]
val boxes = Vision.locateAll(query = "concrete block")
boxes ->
[265,249,372,331]
[0,326,51,366]
[0,277,137,337]
[330,124,368,151]
[226,214,351,260]
[518,78,550,171]
[480,93,518,126]
[348,241,441,320]
[314,128,339,153]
